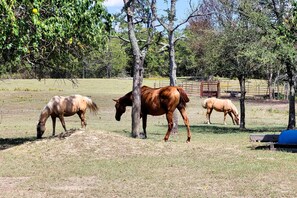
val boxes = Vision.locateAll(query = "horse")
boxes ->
[113,86,191,142]
[36,94,98,139]
[202,97,239,125]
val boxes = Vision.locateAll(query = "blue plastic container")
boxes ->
[278,130,297,144]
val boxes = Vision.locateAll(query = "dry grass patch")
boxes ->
[0,79,296,197]
[1,129,297,197]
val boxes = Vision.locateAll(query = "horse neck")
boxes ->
[38,106,50,124]
[230,103,238,115]
[120,92,133,107]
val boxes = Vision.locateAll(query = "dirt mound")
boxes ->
[3,129,194,161]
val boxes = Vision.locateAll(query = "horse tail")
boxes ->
[201,98,208,109]
[177,87,190,107]
[84,97,99,114]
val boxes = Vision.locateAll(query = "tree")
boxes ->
[186,11,215,79]
[249,0,296,129]
[273,1,297,129]
[190,0,266,129]
[151,0,202,86]
[82,38,130,78]
[122,0,155,138]
[0,0,112,79]
[150,0,203,133]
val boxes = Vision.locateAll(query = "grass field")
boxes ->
[0,78,296,197]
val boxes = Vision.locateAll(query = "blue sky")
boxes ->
[103,0,199,24]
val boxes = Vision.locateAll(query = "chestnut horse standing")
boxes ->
[202,97,239,125]
[113,86,191,142]
[37,94,98,139]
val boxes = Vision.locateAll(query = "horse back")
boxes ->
[141,86,189,115]
[141,86,166,115]
[202,97,216,109]
[48,95,81,116]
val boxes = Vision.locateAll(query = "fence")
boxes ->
[200,81,220,98]
[153,79,288,99]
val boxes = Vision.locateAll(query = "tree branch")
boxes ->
[150,0,170,31]
[173,11,214,32]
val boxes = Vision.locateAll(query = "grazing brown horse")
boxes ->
[202,97,239,125]
[37,94,98,139]
[113,86,191,142]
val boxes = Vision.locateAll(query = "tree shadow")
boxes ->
[0,137,36,150]
[0,128,81,151]
[183,124,284,134]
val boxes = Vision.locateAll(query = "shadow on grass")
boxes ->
[0,137,36,150]
[181,124,285,134]
[248,145,271,151]
[0,128,80,151]
[120,124,285,136]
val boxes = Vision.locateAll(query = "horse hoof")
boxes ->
[139,133,147,139]
[186,137,191,143]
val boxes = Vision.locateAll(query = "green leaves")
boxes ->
[0,0,113,78]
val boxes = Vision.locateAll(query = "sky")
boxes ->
[103,0,198,24]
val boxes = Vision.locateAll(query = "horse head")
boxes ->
[36,121,46,139]
[113,99,126,121]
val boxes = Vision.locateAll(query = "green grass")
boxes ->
[0,78,295,197]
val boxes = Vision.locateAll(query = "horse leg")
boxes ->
[77,111,87,129]
[178,108,191,143]
[142,114,147,139]
[58,115,67,132]
[51,116,56,136]
[164,111,174,142]
[206,108,213,124]
[224,112,228,125]
[205,111,208,124]
[228,112,235,125]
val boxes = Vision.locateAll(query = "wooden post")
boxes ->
[217,81,220,98]
[200,82,203,97]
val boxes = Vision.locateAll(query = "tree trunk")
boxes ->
[287,87,296,129]
[124,0,143,138]
[238,75,246,129]
[131,62,143,137]
[168,31,178,134]
[169,32,177,86]
[285,61,296,129]
[151,0,181,134]
[267,67,273,99]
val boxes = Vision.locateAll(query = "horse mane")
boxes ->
[119,91,133,106]
[229,100,238,115]
[38,106,51,124]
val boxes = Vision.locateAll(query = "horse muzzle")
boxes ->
[36,123,45,139]
[115,116,121,121]
[36,130,44,139]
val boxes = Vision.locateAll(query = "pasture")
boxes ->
[0,78,296,197]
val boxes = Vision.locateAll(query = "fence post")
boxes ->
[217,81,220,98]
[200,82,203,97]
